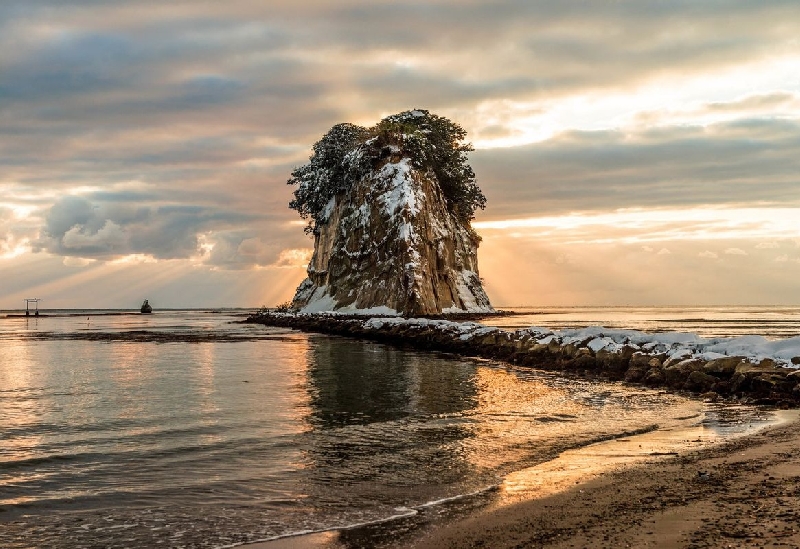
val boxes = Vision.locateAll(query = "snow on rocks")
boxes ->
[509,326,800,369]
[248,311,800,406]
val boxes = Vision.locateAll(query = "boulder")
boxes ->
[685,370,719,392]
[624,365,648,383]
[664,359,704,388]
[643,367,666,386]
[629,352,652,369]
[702,356,745,376]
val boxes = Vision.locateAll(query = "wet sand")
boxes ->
[246,412,800,549]
[409,414,800,549]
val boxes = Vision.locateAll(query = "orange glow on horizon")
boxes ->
[473,207,800,244]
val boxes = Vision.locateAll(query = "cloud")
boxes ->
[38,195,263,260]
[632,92,800,129]
[555,253,577,265]
[3,0,800,307]
[63,256,96,267]
[472,119,800,217]
[201,224,310,270]
[478,236,800,307]
[62,220,127,251]
[705,92,800,113]
[724,247,747,255]
[473,207,800,245]
[0,205,39,259]
[756,241,780,249]
[274,248,313,268]
[698,251,719,259]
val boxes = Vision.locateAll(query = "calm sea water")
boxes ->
[0,307,795,548]
[483,306,800,339]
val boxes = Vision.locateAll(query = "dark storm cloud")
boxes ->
[472,118,800,217]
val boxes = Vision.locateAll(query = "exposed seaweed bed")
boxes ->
[246,312,800,407]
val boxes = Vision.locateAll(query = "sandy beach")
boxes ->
[407,415,800,549]
[251,412,800,549]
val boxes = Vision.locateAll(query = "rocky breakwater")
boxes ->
[247,312,800,407]
[286,110,493,316]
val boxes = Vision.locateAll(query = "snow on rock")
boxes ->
[499,325,800,369]
[345,318,800,368]
[293,154,493,315]
[587,337,617,352]
[248,311,800,403]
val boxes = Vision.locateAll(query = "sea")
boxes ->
[1,306,799,549]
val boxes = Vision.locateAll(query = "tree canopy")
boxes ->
[288,110,486,233]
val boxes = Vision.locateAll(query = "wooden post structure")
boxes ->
[24,298,41,316]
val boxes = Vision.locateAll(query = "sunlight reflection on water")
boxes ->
[483,306,800,339]
[0,310,790,548]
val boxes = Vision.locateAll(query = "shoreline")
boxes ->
[241,312,800,548]
[406,412,800,549]
[246,312,800,407]
[244,410,800,549]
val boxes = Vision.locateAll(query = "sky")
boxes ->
[2,0,800,309]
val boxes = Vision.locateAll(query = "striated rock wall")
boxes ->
[292,155,493,315]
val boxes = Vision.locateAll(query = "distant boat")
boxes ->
[140,299,153,314]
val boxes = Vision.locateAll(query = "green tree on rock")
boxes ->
[288,110,486,232]
[288,123,368,233]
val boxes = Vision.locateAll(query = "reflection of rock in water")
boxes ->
[305,337,478,427]
[299,337,482,507]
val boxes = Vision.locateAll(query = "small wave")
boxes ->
[215,484,500,549]
[215,509,420,549]
[414,484,499,509]
[0,453,80,470]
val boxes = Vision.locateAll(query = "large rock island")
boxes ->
[287,110,493,316]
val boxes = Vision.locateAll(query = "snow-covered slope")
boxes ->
[292,154,493,315]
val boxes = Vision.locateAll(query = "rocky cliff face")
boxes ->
[292,153,493,315]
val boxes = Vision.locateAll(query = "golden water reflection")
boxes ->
[0,341,42,463]
[499,408,800,505]
[458,364,704,478]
